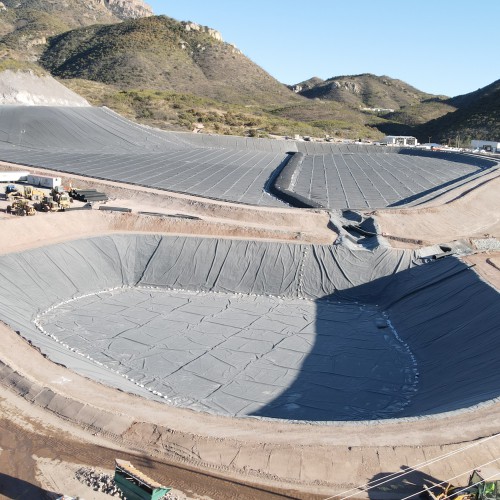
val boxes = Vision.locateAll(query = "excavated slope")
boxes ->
[0,234,498,422]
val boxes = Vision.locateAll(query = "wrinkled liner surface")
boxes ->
[0,234,498,422]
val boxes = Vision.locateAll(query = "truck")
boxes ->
[26,174,62,189]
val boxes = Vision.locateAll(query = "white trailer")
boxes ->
[27,174,62,189]
[0,171,29,182]
[383,136,418,147]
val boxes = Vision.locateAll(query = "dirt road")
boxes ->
[0,391,322,500]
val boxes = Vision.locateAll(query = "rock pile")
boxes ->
[75,467,123,497]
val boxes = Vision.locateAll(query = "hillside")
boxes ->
[414,79,500,144]
[0,0,151,58]
[0,2,497,143]
[294,73,439,110]
[288,76,325,93]
[380,99,457,126]
[0,0,151,21]
[448,78,500,109]
[288,73,460,137]
[60,78,383,140]
[40,15,301,107]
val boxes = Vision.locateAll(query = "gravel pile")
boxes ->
[473,238,500,251]
[75,467,123,497]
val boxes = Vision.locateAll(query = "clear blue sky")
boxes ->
[145,0,499,97]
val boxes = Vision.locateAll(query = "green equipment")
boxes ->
[114,459,171,500]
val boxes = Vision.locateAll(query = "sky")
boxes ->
[145,0,499,98]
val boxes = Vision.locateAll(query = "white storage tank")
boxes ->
[27,174,62,189]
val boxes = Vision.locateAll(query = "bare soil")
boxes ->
[463,252,500,290]
[372,170,500,248]
[0,389,316,500]
[0,161,335,252]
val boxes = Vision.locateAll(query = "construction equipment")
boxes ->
[425,468,500,499]
[5,184,23,200]
[424,481,474,499]
[49,186,72,210]
[34,193,72,212]
[6,199,36,216]
[24,185,45,201]
[35,195,59,212]
[56,192,71,211]
[114,459,171,500]
[51,185,67,196]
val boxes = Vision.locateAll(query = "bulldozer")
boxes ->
[425,469,500,499]
[6,199,36,216]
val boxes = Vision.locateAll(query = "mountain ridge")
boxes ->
[0,1,496,143]
[39,15,302,107]
[291,73,445,110]
[415,79,500,143]
[0,0,152,58]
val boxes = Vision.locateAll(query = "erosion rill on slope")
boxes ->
[0,234,498,422]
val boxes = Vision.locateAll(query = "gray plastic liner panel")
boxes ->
[283,149,497,209]
[0,106,289,207]
[0,106,496,209]
[0,234,498,422]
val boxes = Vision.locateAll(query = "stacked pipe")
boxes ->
[69,189,108,202]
